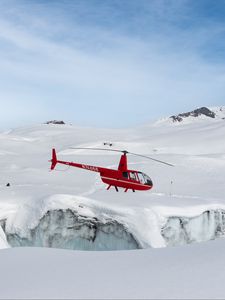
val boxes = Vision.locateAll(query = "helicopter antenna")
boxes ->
[69,147,174,167]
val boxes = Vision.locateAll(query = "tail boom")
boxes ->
[50,148,105,173]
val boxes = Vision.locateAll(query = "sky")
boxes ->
[0,0,225,129]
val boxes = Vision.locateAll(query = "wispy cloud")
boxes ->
[0,0,225,128]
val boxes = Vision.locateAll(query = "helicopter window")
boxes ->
[129,172,136,180]
[142,173,153,186]
[123,172,128,178]
[137,172,145,184]
[138,172,152,185]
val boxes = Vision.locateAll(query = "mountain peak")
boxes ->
[170,106,225,123]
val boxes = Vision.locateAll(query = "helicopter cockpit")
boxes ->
[137,172,153,186]
[123,171,153,186]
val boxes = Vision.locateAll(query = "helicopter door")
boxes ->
[129,171,137,181]
[137,172,145,184]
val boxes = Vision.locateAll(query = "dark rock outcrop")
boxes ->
[45,120,65,125]
[170,107,215,122]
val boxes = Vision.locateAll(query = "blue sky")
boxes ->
[0,0,225,129]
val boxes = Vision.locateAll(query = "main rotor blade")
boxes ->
[69,147,174,166]
[69,147,127,153]
[128,152,174,167]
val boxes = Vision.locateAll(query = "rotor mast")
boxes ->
[118,151,128,172]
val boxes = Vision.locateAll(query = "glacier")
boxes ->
[2,205,225,250]
[3,208,140,250]
[162,209,225,246]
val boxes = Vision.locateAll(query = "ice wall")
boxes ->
[2,208,225,250]
[0,223,9,249]
[5,209,141,251]
[162,210,225,246]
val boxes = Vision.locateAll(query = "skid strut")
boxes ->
[124,188,135,192]
[107,185,119,192]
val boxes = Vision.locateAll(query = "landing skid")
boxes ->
[107,185,135,192]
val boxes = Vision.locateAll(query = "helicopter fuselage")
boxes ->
[51,149,153,192]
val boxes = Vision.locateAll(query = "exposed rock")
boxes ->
[103,142,113,147]
[170,107,216,122]
[45,120,65,125]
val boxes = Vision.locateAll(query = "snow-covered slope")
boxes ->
[1,238,225,299]
[0,107,224,250]
[0,107,225,299]
[211,106,225,118]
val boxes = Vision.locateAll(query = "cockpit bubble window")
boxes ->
[137,172,145,184]
[138,172,152,186]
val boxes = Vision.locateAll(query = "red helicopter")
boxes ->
[50,148,173,192]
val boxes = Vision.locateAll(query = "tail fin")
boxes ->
[50,148,57,170]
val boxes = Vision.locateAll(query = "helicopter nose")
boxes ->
[147,179,153,186]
